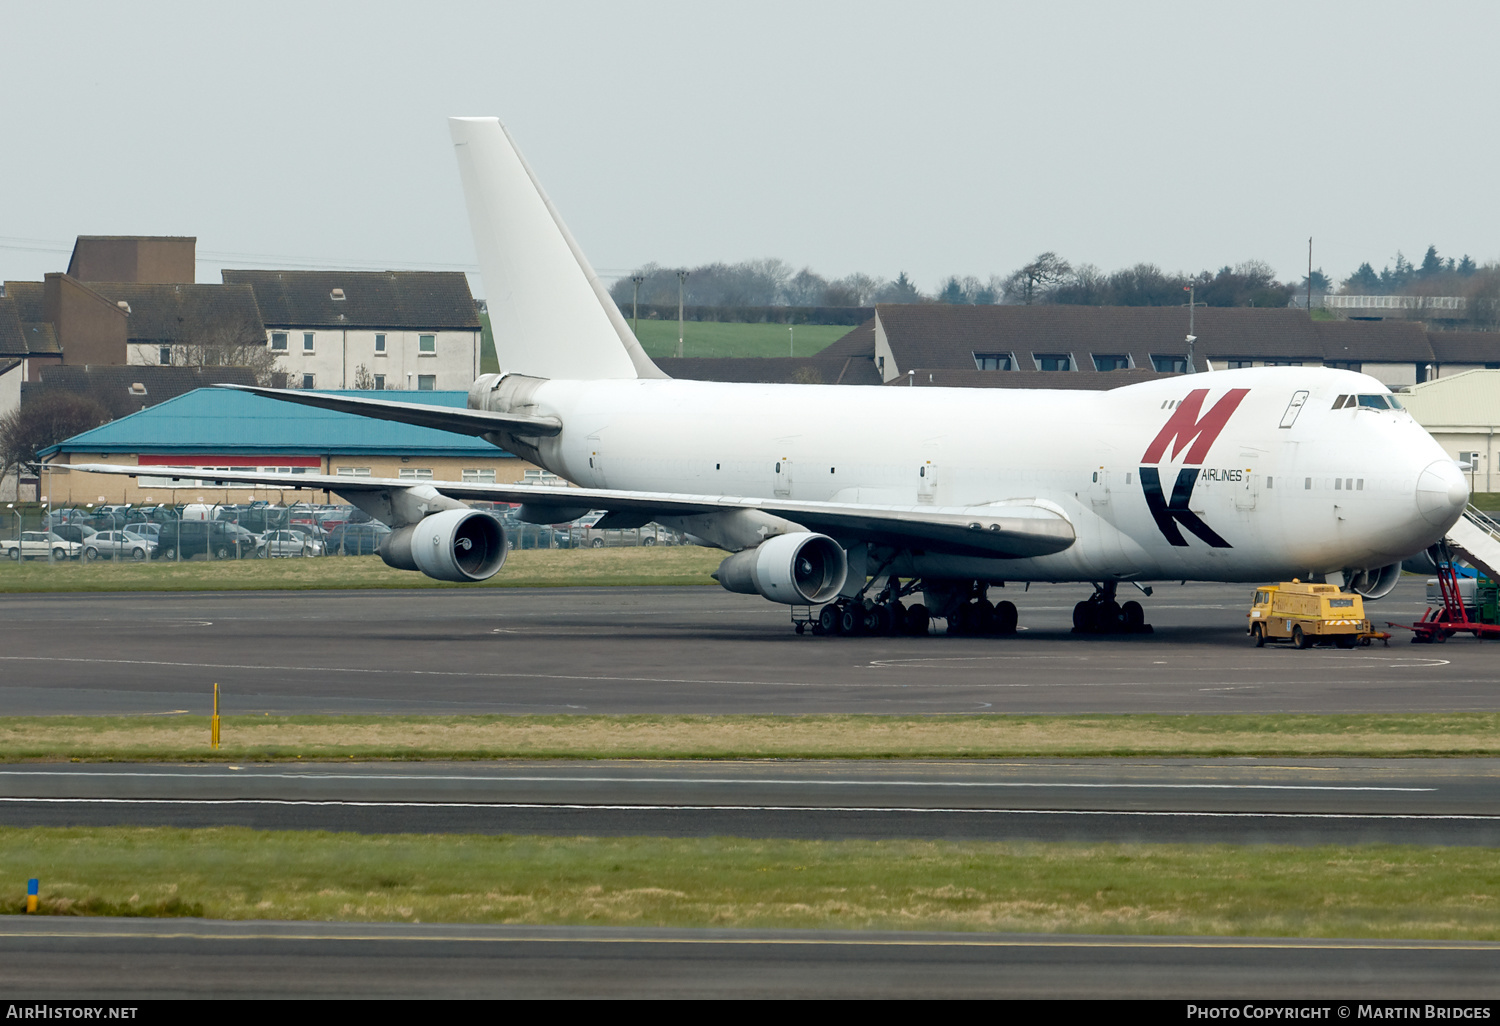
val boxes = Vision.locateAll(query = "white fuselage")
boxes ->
[501,366,1464,584]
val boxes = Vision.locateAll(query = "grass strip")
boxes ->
[0,547,724,593]
[5,713,1500,761]
[4,827,1498,939]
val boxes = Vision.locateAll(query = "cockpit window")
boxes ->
[1387,395,1404,410]
[1356,394,1390,409]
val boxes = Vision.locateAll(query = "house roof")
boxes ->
[875,305,1333,374]
[29,365,258,419]
[818,318,876,358]
[222,270,481,330]
[886,367,1169,389]
[3,282,44,322]
[658,355,882,385]
[1312,319,1433,363]
[0,300,26,356]
[80,283,264,345]
[40,388,513,459]
[1427,331,1500,364]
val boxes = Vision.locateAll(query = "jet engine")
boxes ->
[714,532,847,605]
[379,508,508,582]
[1345,562,1403,600]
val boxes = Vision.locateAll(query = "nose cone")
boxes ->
[1416,460,1469,527]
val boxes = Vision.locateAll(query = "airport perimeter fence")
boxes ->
[3,502,683,564]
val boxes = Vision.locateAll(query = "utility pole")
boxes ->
[1307,236,1314,314]
[1183,283,1197,374]
[676,270,689,358]
[631,274,644,337]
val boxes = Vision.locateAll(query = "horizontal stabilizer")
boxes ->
[214,384,561,437]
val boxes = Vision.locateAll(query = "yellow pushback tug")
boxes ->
[1247,581,1382,648]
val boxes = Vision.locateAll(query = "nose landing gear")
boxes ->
[1072,582,1153,635]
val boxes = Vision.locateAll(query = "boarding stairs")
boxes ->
[1390,505,1500,642]
[1445,505,1500,584]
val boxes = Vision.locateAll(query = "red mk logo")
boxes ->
[1140,388,1250,465]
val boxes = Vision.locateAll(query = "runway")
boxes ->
[1,577,1495,716]
[3,918,1497,999]
[3,759,1497,844]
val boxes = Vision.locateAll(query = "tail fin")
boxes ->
[449,117,663,381]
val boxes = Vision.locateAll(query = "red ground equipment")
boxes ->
[1390,545,1500,643]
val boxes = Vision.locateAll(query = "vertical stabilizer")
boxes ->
[449,117,664,380]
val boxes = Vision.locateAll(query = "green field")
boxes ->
[481,310,853,363]
[6,713,1499,762]
[10,828,1499,938]
[0,547,723,593]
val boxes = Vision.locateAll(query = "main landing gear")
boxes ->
[1072,582,1153,635]
[809,576,931,636]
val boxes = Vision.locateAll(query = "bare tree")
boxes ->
[175,314,282,386]
[1002,252,1073,304]
[0,392,111,486]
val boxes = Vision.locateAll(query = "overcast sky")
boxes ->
[3,0,1497,298]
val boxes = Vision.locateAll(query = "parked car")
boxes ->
[49,524,99,547]
[256,529,316,558]
[154,520,243,560]
[83,530,155,561]
[324,522,391,555]
[2,532,83,561]
[573,513,677,548]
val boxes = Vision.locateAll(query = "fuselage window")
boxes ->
[1305,477,1312,489]
[1336,478,1342,490]
[1346,478,1353,490]
[1267,477,1273,488]
[1357,479,1364,490]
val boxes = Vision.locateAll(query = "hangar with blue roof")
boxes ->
[39,388,537,504]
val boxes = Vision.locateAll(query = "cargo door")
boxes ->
[917,460,937,504]
[773,458,793,498]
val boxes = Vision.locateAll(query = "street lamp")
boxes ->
[1182,284,1198,374]
[631,274,644,338]
[676,270,689,358]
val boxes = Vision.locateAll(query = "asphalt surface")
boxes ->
[2,918,1497,999]
[3,758,1498,845]
[4,576,1497,997]
[1,577,1494,716]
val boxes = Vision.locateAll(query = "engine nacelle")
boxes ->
[1345,562,1403,600]
[715,532,847,605]
[380,509,508,582]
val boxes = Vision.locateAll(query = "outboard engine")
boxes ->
[1402,545,1440,576]
[380,509,508,582]
[1345,562,1403,600]
[714,533,847,605]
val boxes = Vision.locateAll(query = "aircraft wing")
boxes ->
[214,384,562,437]
[62,464,1075,560]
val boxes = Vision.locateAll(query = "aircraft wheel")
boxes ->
[972,598,996,634]
[819,604,842,635]
[840,603,864,635]
[1122,600,1145,632]
[994,600,1018,635]
[1251,623,1265,647]
[904,603,930,636]
[1098,600,1123,632]
[1293,625,1311,649]
[867,604,894,635]
[1073,601,1095,633]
